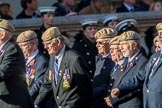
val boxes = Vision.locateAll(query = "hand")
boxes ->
[104,96,112,107]
[111,88,120,98]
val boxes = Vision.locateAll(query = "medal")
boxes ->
[63,79,70,89]
[49,70,52,80]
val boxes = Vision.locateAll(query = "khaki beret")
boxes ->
[0,19,15,32]
[119,31,139,42]
[17,30,37,43]
[42,27,61,42]
[109,36,120,45]
[95,28,117,39]
[156,23,162,31]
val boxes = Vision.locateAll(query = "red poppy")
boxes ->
[30,69,35,75]
[29,60,35,66]
[130,62,134,67]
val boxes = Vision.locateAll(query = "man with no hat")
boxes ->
[0,19,34,108]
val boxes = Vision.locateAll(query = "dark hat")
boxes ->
[80,19,98,29]
[95,28,117,39]
[102,16,118,25]
[16,30,37,43]
[115,19,137,34]
[119,31,139,42]
[0,19,15,32]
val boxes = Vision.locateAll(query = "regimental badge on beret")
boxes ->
[121,33,126,40]
[109,36,120,45]
[119,31,139,42]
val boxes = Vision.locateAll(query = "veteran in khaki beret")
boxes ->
[119,30,140,42]
[16,30,37,43]
[35,26,92,108]
[42,27,62,43]
[42,26,70,45]
[0,19,15,33]
[0,19,34,107]
[95,28,117,40]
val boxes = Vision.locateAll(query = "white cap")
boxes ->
[39,6,56,13]
[80,19,98,26]
[115,19,137,32]
[102,16,118,25]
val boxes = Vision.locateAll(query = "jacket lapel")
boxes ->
[117,52,142,86]
[0,40,10,64]
[145,53,160,82]
[55,46,69,95]
[148,53,162,79]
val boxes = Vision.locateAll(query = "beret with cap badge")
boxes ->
[42,27,62,42]
[95,28,117,39]
[119,30,139,42]
[109,36,120,45]
[0,19,15,33]
[16,30,37,43]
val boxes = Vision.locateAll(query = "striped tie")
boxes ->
[54,58,58,84]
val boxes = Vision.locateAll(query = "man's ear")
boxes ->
[0,31,5,39]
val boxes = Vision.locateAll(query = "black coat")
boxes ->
[73,37,98,80]
[0,39,34,108]
[92,55,115,108]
